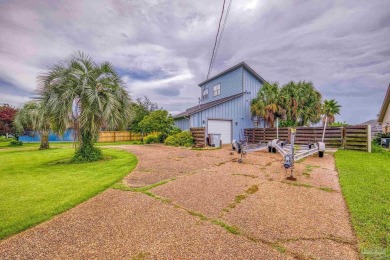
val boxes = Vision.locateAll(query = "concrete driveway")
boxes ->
[0,144,358,259]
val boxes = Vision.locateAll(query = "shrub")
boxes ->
[71,144,103,163]
[169,126,182,135]
[157,133,168,143]
[0,136,8,142]
[372,142,385,153]
[164,131,194,147]
[373,132,390,145]
[9,140,23,146]
[144,134,159,144]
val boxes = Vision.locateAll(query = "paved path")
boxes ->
[0,144,359,259]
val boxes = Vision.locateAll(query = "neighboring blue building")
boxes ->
[19,129,74,142]
[174,62,266,144]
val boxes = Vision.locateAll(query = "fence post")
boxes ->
[342,127,346,149]
[114,131,116,142]
[367,125,371,153]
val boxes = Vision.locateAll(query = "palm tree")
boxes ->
[250,82,285,127]
[279,81,322,126]
[38,52,131,162]
[322,99,341,125]
[14,101,50,149]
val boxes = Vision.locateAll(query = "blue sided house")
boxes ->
[174,62,266,144]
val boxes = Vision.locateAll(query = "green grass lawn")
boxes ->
[0,146,137,239]
[335,150,390,256]
[0,140,142,150]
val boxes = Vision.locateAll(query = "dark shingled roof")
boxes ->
[173,92,244,119]
[198,62,266,87]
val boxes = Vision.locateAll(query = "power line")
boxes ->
[206,0,226,80]
[210,0,232,75]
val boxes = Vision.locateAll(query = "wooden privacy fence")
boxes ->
[244,125,371,152]
[190,127,206,148]
[98,131,145,142]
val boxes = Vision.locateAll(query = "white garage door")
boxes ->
[208,119,232,144]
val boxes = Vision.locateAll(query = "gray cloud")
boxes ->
[0,0,389,124]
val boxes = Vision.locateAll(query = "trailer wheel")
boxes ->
[318,151,324,158]
[272,147,277,153]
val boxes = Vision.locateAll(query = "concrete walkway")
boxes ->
[0,144,359,259]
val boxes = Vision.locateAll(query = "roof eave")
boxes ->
[197,62,266,87]
[378,84,390,123]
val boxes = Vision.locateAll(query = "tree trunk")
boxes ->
[40,131,49,149]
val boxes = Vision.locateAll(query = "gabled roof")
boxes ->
[198,62,266,87]
[173,92,244,119]
[378,84,390,123]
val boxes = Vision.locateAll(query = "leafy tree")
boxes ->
[250,82,285,127]
[38,52,131,162]
[14,101,51,149]
[129,96,158,132]
[279,81,322,126]
[138,110,174,135]
[322,99,341,125]
[0,104,18,138]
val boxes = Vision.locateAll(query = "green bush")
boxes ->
[0,136,8,142]
[71,144,103,163]
[9,140,23,146]
[144,134,159,144]
[164,131,194,147]
[169,126,182,135]
[373,132,390,145]
[157,133,168,143]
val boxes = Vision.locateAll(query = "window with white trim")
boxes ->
[202,88,208,100]
[213,84,221,96]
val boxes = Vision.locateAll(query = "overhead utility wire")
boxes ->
[206,0,226,80]
[210,0,232,75]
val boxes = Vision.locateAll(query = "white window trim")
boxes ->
[202,88,209,100]
[213,84,221,96]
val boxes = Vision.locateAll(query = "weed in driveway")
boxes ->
[211,220,240,235]
[112,178,176,192]
[246,185,259,194]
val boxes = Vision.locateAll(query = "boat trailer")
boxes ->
[232,133,268,163]
[269,128,325,180]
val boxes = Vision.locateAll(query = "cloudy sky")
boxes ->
[0,0,389,124]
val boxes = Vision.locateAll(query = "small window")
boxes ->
[202,88,208,100]
[213,84,221,96]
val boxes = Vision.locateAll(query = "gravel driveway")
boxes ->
[0,144,358,259]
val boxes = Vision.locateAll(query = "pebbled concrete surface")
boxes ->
[0,144,359,259]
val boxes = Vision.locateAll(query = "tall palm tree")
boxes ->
[250,82,285,127]
[322,99,341,125]
[14,101,50,149]
[279,81,322,126]
[38,52,131,162]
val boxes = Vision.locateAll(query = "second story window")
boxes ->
[202,88,208,100]
[213,84,221,96]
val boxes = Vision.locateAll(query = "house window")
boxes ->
[202,88,208,100]
[213,84,221,96]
